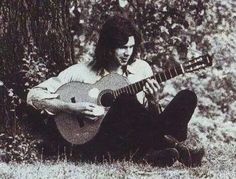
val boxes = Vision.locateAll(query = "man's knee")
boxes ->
[176,89,197,108]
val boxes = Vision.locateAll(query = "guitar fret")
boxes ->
[116,90,119,97]
[168,69,173,78]
[160,73,165,81]
[141,80,146,87]
[121,87,124,94]
[117,89,121,95]
[127,87,130,94]
[130,85,135,94]
[113,90,117,98]
[170,68,176,78]
[153,75,157,83]
[180,64,185,73]
[158,73,162,82]
[163,72,167,80]
[138,81,142,90]
[118,88,121,95]
[133,85,136,94]
[173,66,178,76]
[138,81,143,90]
[119,88,123,95]
[131,86,134,94]
[133,83,138,93]
[114,90,118,96]
[123,87,128,94]
[176,66,182,75]
[165,71,170,79]
[115,90,119,97]
[112,91,117,98]
[126,86,131,94]
[124,87,127,94]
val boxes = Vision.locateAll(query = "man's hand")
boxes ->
[67,102,105,121]
[143,78,161,102]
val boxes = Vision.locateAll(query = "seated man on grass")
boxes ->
[27,15,204,167]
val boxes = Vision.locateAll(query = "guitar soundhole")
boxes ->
[71,97,85,127]
[100,92,115,107]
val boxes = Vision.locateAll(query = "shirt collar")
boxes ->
[98,64,135,77]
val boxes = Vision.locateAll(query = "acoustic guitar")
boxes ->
[54,54,213,144]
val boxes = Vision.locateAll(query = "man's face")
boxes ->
[114,36,135,66]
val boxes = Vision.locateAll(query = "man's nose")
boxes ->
[124,48,132,56]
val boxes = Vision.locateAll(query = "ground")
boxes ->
[0,142,235,178]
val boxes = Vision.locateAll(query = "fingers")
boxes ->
[82,104,105,117]
[84,109,103,116]
[143,78,160,95]
[148,78,161,90]
[83,106,105,121]
[83,110,96,116]
[80,103,96,112]
[87,116,99,121]
[143,82,153,95]
[143,78,161,102]
[83,113,99,121]
[85,103,96,111]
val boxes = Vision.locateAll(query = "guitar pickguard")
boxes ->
[88,88,100,99]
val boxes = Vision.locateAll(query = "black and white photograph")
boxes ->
[0,0,235,178]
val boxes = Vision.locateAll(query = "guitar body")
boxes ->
[54,73,130,145]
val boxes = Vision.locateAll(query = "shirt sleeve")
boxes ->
[26,77,62,108]
[143,61,153,78]
[27,64,81,109]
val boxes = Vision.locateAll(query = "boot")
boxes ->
[144,148,179,167]
[164,135,205,167]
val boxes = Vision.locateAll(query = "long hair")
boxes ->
[90,15,141,73]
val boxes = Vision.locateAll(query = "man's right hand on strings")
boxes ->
[67,102,105,121]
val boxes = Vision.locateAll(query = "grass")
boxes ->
[0,143,235,179]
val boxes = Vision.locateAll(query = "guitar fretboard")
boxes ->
[112,64,184,97]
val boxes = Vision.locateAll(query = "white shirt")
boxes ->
[27,59,153,111]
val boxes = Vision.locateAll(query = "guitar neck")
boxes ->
[113,64,184,97]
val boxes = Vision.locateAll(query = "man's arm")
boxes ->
[148,98,162,117]
[27,63,104,119]
[27,87,104,120]
[140,61,162,117]
[28,95,69,115]
[143,78,162,117]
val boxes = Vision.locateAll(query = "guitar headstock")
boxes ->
[183,54,213,73]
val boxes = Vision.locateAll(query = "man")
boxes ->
[27,15,204,167]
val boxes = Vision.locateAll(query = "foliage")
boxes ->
[0,132,39,163]
[0,0,75,162]
[76,0,215,65]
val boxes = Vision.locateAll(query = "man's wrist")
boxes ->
[63,102,76,114]
[43,99,70,114]
[148,99,162,115]
[148,98,159,105]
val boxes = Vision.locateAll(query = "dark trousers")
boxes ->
[76,89,197,161]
